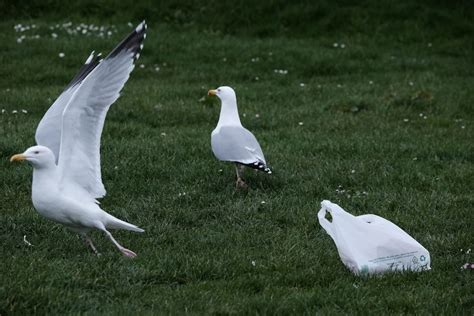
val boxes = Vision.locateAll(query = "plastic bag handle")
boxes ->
[318,204,335,239]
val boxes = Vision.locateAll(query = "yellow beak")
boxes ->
[208,89,217,96]
[10,153,27,162]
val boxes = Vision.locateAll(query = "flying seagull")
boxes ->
[208,86,271,188]
[10,21,147,257]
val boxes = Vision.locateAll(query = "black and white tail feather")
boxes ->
[241,160,272,174]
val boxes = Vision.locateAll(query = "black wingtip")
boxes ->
[241,161,272,174]
[108,21,147,61]
[65,51,102,89]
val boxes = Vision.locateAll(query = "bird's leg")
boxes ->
[102,229,137,258]
[81,233,101,256]
[235,163,248,189]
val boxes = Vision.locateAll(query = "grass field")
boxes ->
[1,1,473,314]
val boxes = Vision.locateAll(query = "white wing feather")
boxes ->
[35,52,101,163]
[57,22,146,200]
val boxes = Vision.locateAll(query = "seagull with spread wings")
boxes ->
[208,86,272,188]
[10,21,147,257]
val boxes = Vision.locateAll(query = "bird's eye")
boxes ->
[34,151,39,154]
[217,89,221,92]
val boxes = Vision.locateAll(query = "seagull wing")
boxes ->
[212,126,271,173]
[57,21,147,200]
[35,52,102,163]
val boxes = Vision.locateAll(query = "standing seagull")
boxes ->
[208,86,271,188]
[10,21,147,257]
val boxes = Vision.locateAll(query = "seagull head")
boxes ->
[208,86,236,102]
[10,145,56,169]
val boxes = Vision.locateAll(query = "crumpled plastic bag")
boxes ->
[318,200,431,275]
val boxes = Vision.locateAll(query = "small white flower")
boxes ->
[1,109,5,114]
[82,29,87,34]
[218,169,223,173]
[369,81,373,85]
[16,38,23,43]
[160,132,166,136]
[299,83,305,87]
[114,166,118,170]
[467,249,471,254]
[21,109,28,114]
[139,64,145,68]
[127,22,133,27]
[251,260,256,266]
[419,113,424,117]
[409,81,414,86]
[413,157,418,161]
[461,125,465,129]
[337,84,342,88]
[403,118,409,122]
[255,76,259,81]
[243,113,247,117]
[274,69,288,75]
[155,66,160,72]
[107,31,112,36]
[12,110,18,114]
[261,201,266,204]
[51,33,58,38]
[298,122,304,126]
[333,43,339,47]
[351,169,356,174]
[59,52,65,58]
[222,57,227,62]
[340,43,346,49]
[423,116,427,119]
[255,113,260,118]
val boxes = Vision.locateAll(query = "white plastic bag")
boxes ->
[318,200,431,275]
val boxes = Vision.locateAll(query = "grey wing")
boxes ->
[35,52,102,163]
[57,21,147,200]
[212,126,267,165]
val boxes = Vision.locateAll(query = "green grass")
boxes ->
[1,1,473,314]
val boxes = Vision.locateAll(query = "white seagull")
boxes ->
[10,21,148,257]
[208,86,271,188]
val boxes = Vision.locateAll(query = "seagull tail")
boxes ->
[105,214,144,233]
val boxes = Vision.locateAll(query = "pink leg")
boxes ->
[102,229,137,258]
[235,164,248,189]
[81,233,101,256]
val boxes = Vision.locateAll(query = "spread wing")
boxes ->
[57,21,147,200]
[35,52,102,163]
[211,126,271,173]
